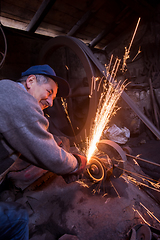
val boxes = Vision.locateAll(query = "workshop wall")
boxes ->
[0,26,50,81]
[1,23,160,139]
[99,20,160,137]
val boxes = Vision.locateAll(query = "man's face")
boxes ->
[26,75,58,110]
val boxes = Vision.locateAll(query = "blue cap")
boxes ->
[21,64,70,98]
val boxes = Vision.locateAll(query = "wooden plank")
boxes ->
[26,0,56,32]
[1,1,37,20]
[120,0,155,19]
[1,0,43,14]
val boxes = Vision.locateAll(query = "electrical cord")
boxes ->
[0,24,7,69]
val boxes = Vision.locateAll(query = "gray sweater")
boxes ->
[0,79,78,175]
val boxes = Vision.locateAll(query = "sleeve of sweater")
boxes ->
[0,80,78,175]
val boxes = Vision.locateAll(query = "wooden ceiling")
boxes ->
[1,0,159,50]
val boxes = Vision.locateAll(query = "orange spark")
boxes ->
[132,206,151,226]
[132,46,141,62]
[110,180,121,198]
[61,97,77,138]
[122,175,160,193]
[140,202,160,223]
[122,17,141,72]
[86,60,125,162]
[65,65,69,70]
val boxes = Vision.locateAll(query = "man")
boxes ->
[0,64,87,239]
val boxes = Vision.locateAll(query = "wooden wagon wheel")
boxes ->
[40,36,102,145]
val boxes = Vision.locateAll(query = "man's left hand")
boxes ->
[62,154,87,184]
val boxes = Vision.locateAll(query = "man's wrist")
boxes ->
[70,154,80,173]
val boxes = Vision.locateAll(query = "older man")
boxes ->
[0,64,87,239]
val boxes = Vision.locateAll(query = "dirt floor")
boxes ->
[0,132,160,240]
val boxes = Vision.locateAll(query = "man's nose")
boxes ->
[46,96,53,107]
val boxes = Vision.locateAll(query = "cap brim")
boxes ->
[49,75,70,98]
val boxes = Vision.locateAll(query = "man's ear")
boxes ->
[26,75,36,89]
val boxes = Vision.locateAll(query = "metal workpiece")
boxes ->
[127,224,160,240]
[86,156,106,182]
[85,139,126,182]
[97,139,127,178]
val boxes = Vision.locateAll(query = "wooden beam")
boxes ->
[67,10,92,36]
[89,6,131,48]
[89,23,117,48]
[67,0,106,36]
[26,0,56,33]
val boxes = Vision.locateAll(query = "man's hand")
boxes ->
[62,154,87,184]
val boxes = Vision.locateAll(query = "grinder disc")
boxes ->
[97,139,127,178]
[86,157,105,182]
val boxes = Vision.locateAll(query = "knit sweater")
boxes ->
[0,79,78,175]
